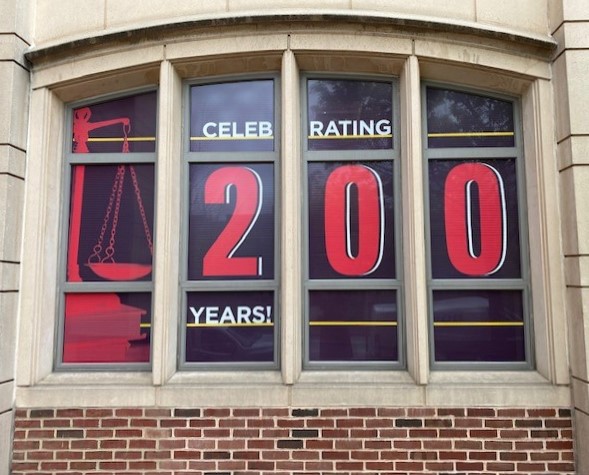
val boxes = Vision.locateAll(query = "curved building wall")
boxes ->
[2,0,588,473]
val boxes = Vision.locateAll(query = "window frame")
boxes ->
[301,73,405,370]
[55,87,159,372]
[179,74,282,370]
[421,81,534,370]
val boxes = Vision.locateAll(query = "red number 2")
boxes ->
[203,167,263,276]
[444,162,506,276]
[324,165,384,276]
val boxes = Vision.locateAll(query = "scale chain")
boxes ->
[129,165,153,254]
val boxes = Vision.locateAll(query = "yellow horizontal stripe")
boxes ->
[190,136,273,141]
[186,322,274,328]
[308,134,392,140]
[434,321,524,327]
[87,137,156,142]
[428,131,514,138]
[310,321,397,327]
[139,323,151,328]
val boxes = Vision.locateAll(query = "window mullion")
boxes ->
[280,49,302,384]
[401,55,430,384]
[152,60,183,385]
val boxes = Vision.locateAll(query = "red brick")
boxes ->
[364,440,391,449]
[145,450,172,459]
[84,451,113,460]
[366,461,395,470]
[439,451,467,460]
[189,418,215,427]
[233,408,260,417]
[115,409,143,417]
[292,450,321,460]
[145,409,171,417]
[28,451,53,460]
[517,462,549,471]
[485,418,514,428]
[393,440,421,450]
[86,409,113,418]
[377,408,406,417]
[71,440,98,449]
[100,439,127,449]
[454,440,482,450]
[116,450,142,459]
[39,461,68,470]
[131,418,158,427]
[129,461,158,469]
[497,408,526,417]
[158,439,186,450]
[380,451,409,460]
[261,408,289,417]
[276,460,306,470]
[218,439,246,449]
[456,461,484,470]
[335,461,364,470]
[247,460,275,470]
[547,462,576,472]
[69,461,96,469]
[426,461,454,471]
[487,462,516,470]
[349,408,377,417]
[395,461,425,470]
[129,439,156,449]
[527,408,556,417]
[467,408,496,417]
[203,408,230,417]
[41,440,68,450]
[423,439,452,450]
[55,451,84,460]
[351,450,379,460]
[98,461,127,470]
[469,450,497,460]
[306,439,333,450]
[307,418,335,428]
[500,451,528,461]
[485,440,513,450]
[158,460,187,470]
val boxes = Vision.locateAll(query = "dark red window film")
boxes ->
[188,163,274,281]
[432,290,525,362]
[308,161,395,280]
[307,79,393,151]
[429,159,521,280]
[63,292,151,363]
[190,80,274,152]
[426,87,515,149]
[309,290,397,362]
[72,91,157,154]
[67,164,155,283]
[185,291,274,363]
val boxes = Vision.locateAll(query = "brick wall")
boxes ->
[12,407,574,474]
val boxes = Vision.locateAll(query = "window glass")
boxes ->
[307,79,393,151]
[72,92,157,153]
[426,87,515,148]
[61,91,156,367]
[190,80,274,152]
[184,79,278,367]
[305,78,399,366]
[425,86,529,366]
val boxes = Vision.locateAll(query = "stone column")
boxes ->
[552,0,589,472]
[0,0,30,472]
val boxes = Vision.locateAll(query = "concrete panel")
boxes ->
[558,136,589,171]
[572,377,589,415]
[0,410,13,475]
[0,175,23,262]
[554,21,589,57]
[476,0,549,35]
[34,0,105,45]
[576,409,589,474]
[0,34,28,64]
[563,0,589,22]
[106,0,227,30]
[565,256,589,287]
[565,50,589,137]
[0,0,31,40]
[0,293,17,383]
[352,0,475,22]
[0,381,13,411]
[566,287,589,381]
[0,263,18,291]
[559,166,589,256]
[548,0,564,34]
[0,146,25,179]
[228,1,349,11]
[0,63,29,150]
[552,54,571,142]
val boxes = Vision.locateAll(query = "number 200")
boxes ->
[200,163,507,278]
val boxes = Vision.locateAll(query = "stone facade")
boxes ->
[1,1,588,473]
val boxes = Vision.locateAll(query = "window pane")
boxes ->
[432,290,525,362]
[72,91,157,153]
[188,163,274,280]
[67,164,155,282]
[63,292,151,363]
[190,80,274,152]
[307,79,393,151]
[185,291,274,363]
[426,88,515,148]
[308,161,395,279]
[309,290,397,362]
[428,159,521,279]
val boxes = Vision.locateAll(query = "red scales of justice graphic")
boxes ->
[64,107,152,362]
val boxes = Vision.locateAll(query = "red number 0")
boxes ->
[324,165,384,276]
[444,163,507,276]
[203,166,263,276]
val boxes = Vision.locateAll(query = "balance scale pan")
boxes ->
[87,263,152,281]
